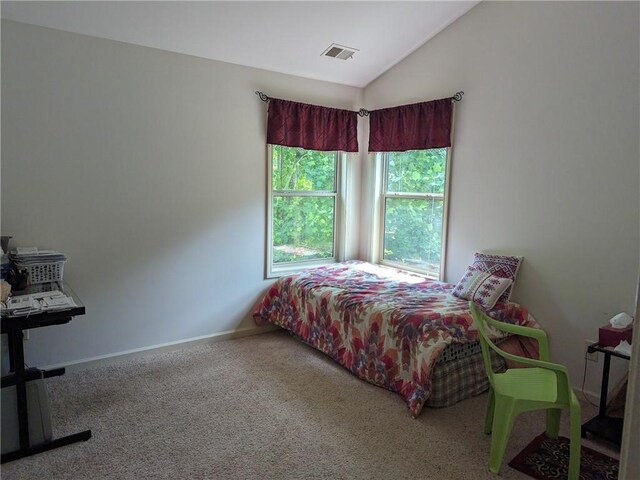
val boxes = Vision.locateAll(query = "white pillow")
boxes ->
[452,266,513,310]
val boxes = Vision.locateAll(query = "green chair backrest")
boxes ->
[470,302,502,388]
[469,301,575,405]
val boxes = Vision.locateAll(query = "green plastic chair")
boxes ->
[469,301,581,479]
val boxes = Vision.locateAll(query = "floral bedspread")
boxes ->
[253,261,536,416]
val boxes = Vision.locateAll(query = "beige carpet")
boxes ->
[2,331,617,479]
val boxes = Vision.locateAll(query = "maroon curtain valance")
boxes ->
[267,98,358,152]
[368,98,453,152]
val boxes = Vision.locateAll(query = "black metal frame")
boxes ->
[1,283,92,463]
[581,342,630,446]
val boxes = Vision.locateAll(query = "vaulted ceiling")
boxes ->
[1,1,478,87]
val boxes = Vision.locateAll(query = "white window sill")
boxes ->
[266,258,339,279]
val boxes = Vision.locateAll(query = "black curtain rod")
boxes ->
[255,90,464,117]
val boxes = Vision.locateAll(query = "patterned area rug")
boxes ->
[509,433,619,480]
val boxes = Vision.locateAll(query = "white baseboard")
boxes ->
[43,325,278,373]
[577,387,600,406]
[577,371,630,407]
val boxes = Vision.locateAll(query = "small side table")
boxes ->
[581,342,630,446]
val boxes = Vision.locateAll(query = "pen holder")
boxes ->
[6,268,29,291]
[0,236,12,253]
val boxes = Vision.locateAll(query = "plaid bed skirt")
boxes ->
[426,348,505,407]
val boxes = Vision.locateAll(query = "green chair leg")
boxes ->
[484,388,495,435]
[568,402,582,480]
[546,408,561,438]
[488,396,516,474]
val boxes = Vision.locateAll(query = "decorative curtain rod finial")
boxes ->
[256,91,270,102]
[452,91,464,102]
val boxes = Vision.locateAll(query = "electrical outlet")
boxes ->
[584,340,597,362]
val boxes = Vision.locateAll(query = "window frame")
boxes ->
[266,145,346,278]
[375,148,452,280]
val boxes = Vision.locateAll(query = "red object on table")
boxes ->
[598,324,633,347]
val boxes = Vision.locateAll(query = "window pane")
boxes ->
[272,146,336,191]
[386,149,447,194]
[273,196,335,264]
[383,198,443,276]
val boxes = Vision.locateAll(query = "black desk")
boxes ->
[581,342,630,446]
[1,282,91,463]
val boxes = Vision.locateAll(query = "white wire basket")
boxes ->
[17,261,66,285]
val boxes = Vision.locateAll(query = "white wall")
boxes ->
[1,20,361,366]
[362,1,640,393]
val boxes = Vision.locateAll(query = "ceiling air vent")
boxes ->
[321,43,358,60]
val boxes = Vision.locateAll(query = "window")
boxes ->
[378,148,450,279]
[267,145,343,277]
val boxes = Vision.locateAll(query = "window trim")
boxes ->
[375,148,452,281]
[265,145,345,278]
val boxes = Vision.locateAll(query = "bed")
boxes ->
[253,261,536,416]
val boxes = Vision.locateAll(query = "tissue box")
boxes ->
[599,324,633,347]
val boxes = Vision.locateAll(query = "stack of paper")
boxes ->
[2,290,77,316]
[9,247,67,265]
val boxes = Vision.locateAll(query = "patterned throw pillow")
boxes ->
[452,266,513,310]
[472,253,523,303]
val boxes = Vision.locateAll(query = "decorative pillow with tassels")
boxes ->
[452,266,513,310]
[471,253,523,303]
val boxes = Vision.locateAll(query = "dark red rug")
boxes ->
[508,433,619,480]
